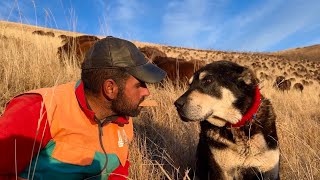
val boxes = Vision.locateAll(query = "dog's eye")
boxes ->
[200,74,214,85]
[203,78,212,84]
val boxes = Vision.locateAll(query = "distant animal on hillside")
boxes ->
[175,60,280,180]
[57,35,100,66]
[58,34,68,40]
[293,82,304,92]
[274,76,285,85]
[259,72,271,81]
[45,31,55,37]
[273,76,291,91]
[152,56,205,84]
[32,30,55,37]
[58,35,74,43]
[32,30,46,36]
[139,46,167,61]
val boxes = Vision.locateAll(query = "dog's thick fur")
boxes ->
[174,61,280,180]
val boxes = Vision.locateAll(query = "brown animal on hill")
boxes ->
[57,35,100,66]
[58,34,67,39]
[259,72,271,81]
[32,30,46,36]
[59,35,74,43]
[45,31,55,37]
[293,83,304,92]
[32,30,55,37]
[152,56,205,84]
[273,76,291,91]
[301,79,313,86]
[58,35,74,43]
[274,76,285,85]
[139,46,167,61]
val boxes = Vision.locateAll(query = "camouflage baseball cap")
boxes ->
[81,36,166,83]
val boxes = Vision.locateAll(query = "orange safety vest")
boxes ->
[27,82,133,166]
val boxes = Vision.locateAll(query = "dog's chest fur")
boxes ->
[199,98,279,178]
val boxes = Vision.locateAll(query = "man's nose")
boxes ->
[142,87,150,97]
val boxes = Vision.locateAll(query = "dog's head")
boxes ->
[174,60,259,127]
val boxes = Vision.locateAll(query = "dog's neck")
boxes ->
[230,86,261,128]
[206,86,261,128]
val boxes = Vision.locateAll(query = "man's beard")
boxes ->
[111,89,144,117]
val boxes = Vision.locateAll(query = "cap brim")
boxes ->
[127,62,166,83]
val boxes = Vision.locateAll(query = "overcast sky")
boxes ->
[1,0,320,52]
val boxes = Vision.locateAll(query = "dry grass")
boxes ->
[274,44,320,62]
[0,21,319,180]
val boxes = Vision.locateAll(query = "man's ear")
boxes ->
[102,79,118,100]
[238,67,259,85]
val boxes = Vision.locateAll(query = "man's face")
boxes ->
[111,75,150,117]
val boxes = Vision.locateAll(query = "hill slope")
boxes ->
[273,44,320,62]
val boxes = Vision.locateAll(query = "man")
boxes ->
[0,36,166,179]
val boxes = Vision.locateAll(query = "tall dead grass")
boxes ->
[0,27,80,112]
[0,25,319,180]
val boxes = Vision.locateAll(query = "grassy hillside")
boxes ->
[0,20,319,179]
[273,44,320,62]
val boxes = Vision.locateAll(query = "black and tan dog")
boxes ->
[174,61,280,180]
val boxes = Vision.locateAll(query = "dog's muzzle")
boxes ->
[174,96,192,122]
[174,97,184,110]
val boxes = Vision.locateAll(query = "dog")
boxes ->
[174,61,280,180]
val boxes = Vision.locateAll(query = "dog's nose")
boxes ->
[174,98,185,109]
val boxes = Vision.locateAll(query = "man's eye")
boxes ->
[136,82,147,88]
[140,82,147,88]
[136,83,141,88]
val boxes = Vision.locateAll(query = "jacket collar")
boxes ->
[74,80,129,126]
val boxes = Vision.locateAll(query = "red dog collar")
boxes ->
[231,86,261,128]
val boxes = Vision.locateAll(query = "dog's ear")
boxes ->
[238,67,259,85]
